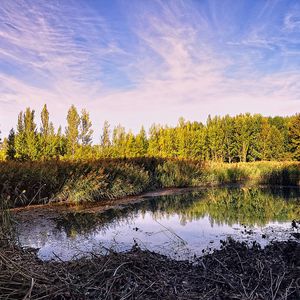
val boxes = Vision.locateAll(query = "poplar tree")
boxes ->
[100,120,111,157]
[148,124,161,157]
[14,108,38,160]
[80,109,93,146]
[101,121,111,148]
[112,124,126,157]
[135,126,148,156]
[66,105,80,157]
[41,104,50,137]
[40,104,51,158]
[125,131,136,157]
[24,108,38,160]
[289,114,300,160]
[14,112,26,160]
[6,128,16,160]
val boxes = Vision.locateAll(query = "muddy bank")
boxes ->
[0,238,299,300]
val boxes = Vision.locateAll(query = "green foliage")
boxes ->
[80,109,93,146]
[66,105,80,157]
[6,129,16,160]
[289,114,300,160]
[14,108,39,160]
[1,105,299,162]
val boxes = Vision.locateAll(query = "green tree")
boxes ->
[40,104,55,159]
[6,128,16,160]
[99,120,111,157]
[135,126,148,156]
[206,116,225,161]
[259,119,284,160]
[66,105,80,157]
[289,114,300,160]
[234,114,262,162]
[125,131,136,157]
[112,124,126,157]
[41,104,50,137]
[80,109,93,146]
[14,108,38,160]
[148,124,161,157]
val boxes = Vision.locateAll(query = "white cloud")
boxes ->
[0,0,299,140]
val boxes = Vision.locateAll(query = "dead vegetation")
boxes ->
[0,238,299,300]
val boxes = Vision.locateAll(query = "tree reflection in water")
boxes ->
[55,186,300,238]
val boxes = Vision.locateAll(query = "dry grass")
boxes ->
[0,239,299,300]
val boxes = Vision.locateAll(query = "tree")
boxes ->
[112,124,126,157]
[98,120,111,157]
[222,116,237,163]
[6,128,16,160]
[233,114,262,162]
[259,119,284,160]
[14,108,38,160]
[148,124,161,157]
[80,109,93,146]
[206,116,225,161]
[65,105,80,157]
[24,108,38,160]
[125,131,136,157]
[135,126,148,156]
[40,104,53,159]
[41,104,50,137]
[100,120,111,148]
[289,114,300,160]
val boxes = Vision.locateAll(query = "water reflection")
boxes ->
[16,187,300,261]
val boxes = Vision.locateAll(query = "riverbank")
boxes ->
[1,159,300,208]
[0,238,299,300]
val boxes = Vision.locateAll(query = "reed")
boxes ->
[0,159,299,207]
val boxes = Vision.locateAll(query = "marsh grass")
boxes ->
[204,161,300,185]
[0,190,15,246]
[0,159,299,207]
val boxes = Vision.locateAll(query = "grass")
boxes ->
[203,161,300,185]
[0,158,299,207]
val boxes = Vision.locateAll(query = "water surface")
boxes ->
[16,186,300,261]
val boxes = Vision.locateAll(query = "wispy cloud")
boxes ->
[0,0,299,138]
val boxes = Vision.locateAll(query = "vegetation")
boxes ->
[0,105,300,162]
[0,107,299,299]
[0,159,299,207]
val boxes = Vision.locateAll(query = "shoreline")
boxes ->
[11,182,300,216]
[1,238,299,299]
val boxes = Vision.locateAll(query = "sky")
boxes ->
[1,0,300,140]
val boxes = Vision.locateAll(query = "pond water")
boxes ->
[15,186,300,261]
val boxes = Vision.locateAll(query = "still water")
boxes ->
[16,186,300,261]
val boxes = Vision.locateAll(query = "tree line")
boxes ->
[0,104,299,161]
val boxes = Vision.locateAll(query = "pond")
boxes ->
[15,186,300,261]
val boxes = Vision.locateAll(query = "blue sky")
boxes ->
[0,0,300,139]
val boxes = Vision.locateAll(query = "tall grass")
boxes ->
[0,159,299,207]
[203,161,300,186]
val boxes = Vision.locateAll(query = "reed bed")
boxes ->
[0,159,299,207]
